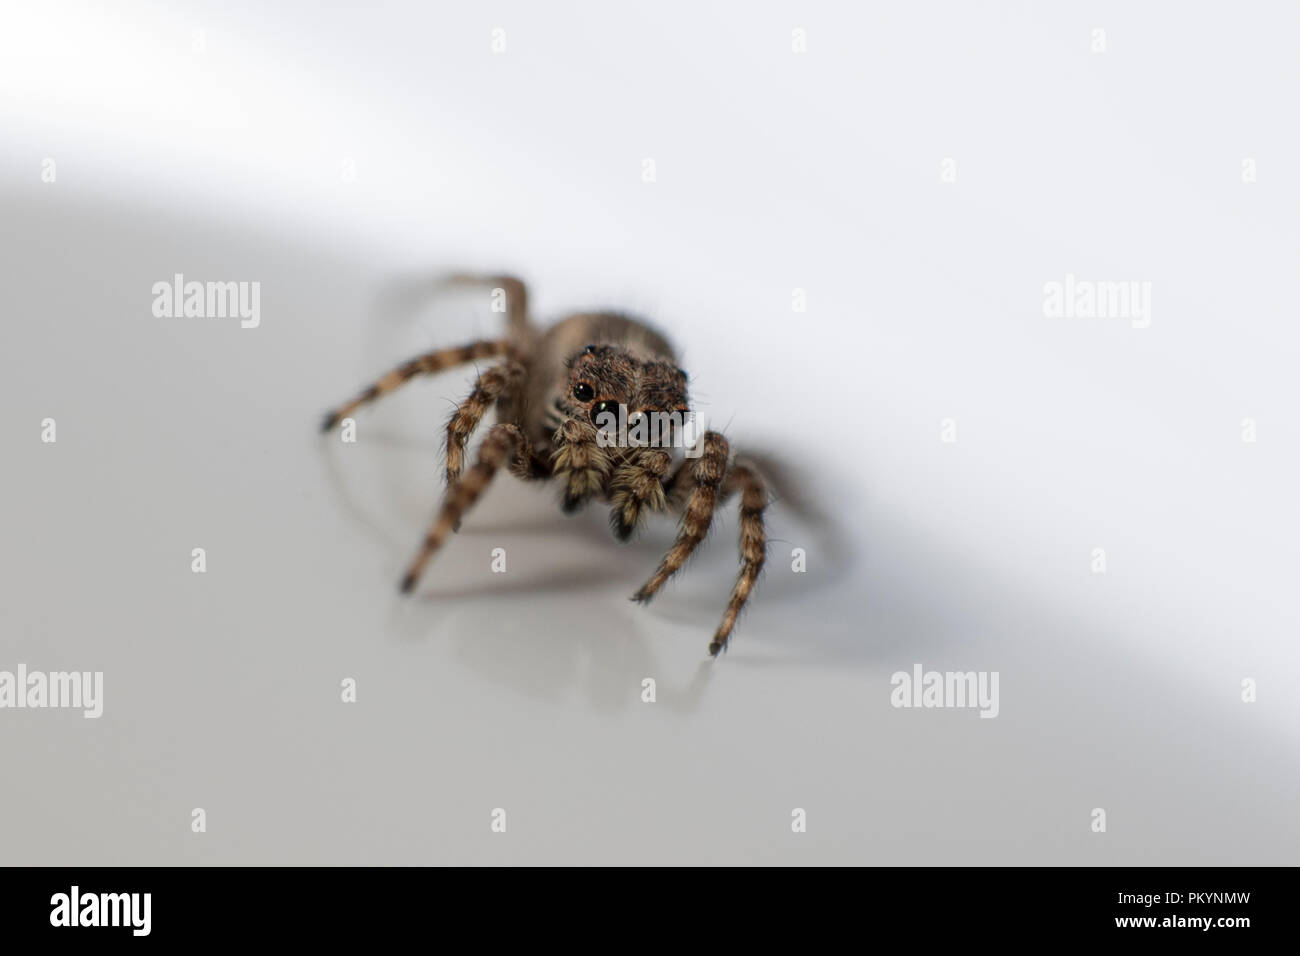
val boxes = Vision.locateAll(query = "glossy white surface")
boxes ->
[2,1,1297,864]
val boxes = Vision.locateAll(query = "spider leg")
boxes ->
[631,430,729,603]
[445,360,526,487]
[607,448,672,540]
[443,274,531,341]
[320,339,512,432]
[551,419,614,513]
[399,423,536,593]
[709,459,768,656]
[661,455,695,511]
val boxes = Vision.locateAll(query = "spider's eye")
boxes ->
[583,344,597,354]
[572,382,595,402]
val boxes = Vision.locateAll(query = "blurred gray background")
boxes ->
[1,1,1297,865]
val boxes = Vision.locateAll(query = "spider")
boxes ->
[320,275,768,656]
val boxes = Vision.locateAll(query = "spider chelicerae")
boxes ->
[320,275,768,656]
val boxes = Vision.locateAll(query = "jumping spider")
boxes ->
[321,275,767,656]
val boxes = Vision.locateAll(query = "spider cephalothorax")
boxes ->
[561,343,689,425]
[321,275,768,656]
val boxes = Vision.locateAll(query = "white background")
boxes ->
[1,1,1297,864]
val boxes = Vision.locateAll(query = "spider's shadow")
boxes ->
[322,418,743,713]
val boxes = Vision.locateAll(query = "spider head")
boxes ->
[561,344,690,435]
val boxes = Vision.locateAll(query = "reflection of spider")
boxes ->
[321,275,768,656]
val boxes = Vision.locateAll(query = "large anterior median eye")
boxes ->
[572,383,594,401]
